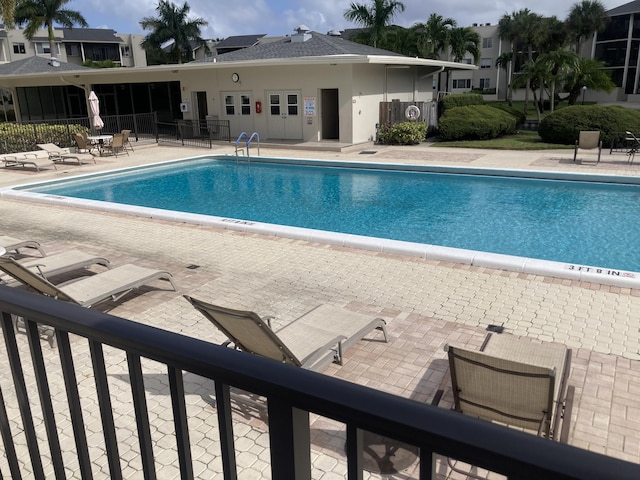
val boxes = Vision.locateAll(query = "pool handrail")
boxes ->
[235,132,248,157]
[247,132,260,157]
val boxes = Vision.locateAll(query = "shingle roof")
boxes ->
[0,56,91,75]
[62,28,123,43]
[606,0,640,16]
[215,34,266,49]
[199,31,402,63]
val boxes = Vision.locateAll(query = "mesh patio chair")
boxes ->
[573,130,602,163]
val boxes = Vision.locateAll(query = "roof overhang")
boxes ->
[0,54,476,88]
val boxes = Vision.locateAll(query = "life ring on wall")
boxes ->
[405,105,420,121]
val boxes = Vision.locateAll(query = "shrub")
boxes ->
[440,93,485,114]
[0,123,89,154]
[538,105,640,147]
[486,103,526,125]
[378,121,427,145]
[438,105,517,141]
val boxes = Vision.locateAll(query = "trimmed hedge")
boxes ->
[438,105,517,141]
[0,123,89,154]
[486,103,526,125]
[440,93,484,114]
[378,121,427,145]
[538,105,640,147]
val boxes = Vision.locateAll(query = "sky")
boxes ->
[68,0,626,40]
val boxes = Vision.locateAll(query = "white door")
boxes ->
[222,92,254,139]
[267,91,302,140]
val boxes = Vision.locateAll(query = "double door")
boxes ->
[267,91,302,140]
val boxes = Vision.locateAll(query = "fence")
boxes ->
[379,101,438,133]
[0,113,159,154]
[157,119,231,148]
[1,285,639,479]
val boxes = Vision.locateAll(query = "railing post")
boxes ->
[267,399,311,480]
[345,425,363,480]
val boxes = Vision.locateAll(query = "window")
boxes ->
[225,95,235,115]
[66,44,80,57]
[479,78,491,89]
[452,79,471,89]
[460,58,472,64]
[480,58,492,69]
[287,94,298,115]
[482,37,493,49]
[35,42,60,55]
[12,43,25,54]
[240,95,251,115]
[121,45,131,57]
[270,94,281,115]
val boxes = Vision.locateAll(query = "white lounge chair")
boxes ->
[0,235,46,256]
[0,256,176,308]
[0,249,111,285]
[1,153,56,172]
[37,143,96,165]
[184,296,388,371]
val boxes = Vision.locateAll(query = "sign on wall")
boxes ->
[304,97,316,116]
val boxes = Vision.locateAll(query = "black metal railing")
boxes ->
[157,119,231,148]
[0,285,638,480]
[0,113,159,154]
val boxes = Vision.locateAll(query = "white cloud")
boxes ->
[68,0,628,39]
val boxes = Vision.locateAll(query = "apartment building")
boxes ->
[0,26,147,67]
[449,1,640,104]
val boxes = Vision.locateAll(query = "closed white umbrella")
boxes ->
[89,91,104,131]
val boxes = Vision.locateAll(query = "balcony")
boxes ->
[1,284,639,479]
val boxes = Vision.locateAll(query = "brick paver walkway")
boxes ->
[0,142,639,478]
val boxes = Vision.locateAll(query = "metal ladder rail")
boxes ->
[235,132,248,159]
[246,132,260,158]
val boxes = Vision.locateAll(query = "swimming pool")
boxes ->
[4,155,640,287]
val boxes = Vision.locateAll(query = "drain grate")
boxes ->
[186,264,200,270]
[486,324,505,333]
[359,150,377,154]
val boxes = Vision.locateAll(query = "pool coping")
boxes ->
[2,154,640,290]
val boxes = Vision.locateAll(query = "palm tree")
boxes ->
[448,27,480,63]
[413,13,456,59]
[343,0,405,48]
[511,9,544,114]
[498,11,519,106]
[14,0,88,59]
[564,58,616,104]
[0,0,15,26]
[566,0,609,53]
[378,26,418,56]
[140,0,209,64]
[535,50,580,112]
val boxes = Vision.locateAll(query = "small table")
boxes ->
[87,134,113,156]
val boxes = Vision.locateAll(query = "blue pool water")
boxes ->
[20,157,640,273]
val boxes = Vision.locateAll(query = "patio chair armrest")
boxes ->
[558,385,575,444]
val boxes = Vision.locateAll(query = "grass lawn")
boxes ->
[434,130,573,150]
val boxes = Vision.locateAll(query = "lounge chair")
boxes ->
[184,295,388,371]
[437,333,574,478]
[0,235,46,256]
[1,153,56,172]
[573,130,602,163]
[37,143,96,165]
[625,131,640,164]
[0,256,176,308]
[0,249,111,285]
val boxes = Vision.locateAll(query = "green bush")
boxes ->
[440,93,485,114]
[486,103,526,125]
[378,121,427,145]
[538,105,640,146]
[438,105,517,141]
[0,123,89,154]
